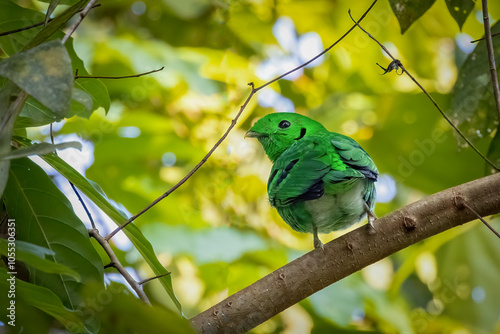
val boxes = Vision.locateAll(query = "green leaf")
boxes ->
[45,0,62,25]
[0,141,82,160]
[445,0,475,30]
[0,268,86,332]
[23,0,88,51]
[389,0,436,34]
[36,150,183,314]
[15,97,61,128]
[450,21,500,145]
[0,39,73,115]
[0,239,81,281]
[3,158,104,312]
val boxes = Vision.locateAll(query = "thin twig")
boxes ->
[105,0,380,241]
[50,124,96,229]
[89,228,151,305]
[348,10,500,172]
[61,0,100,44]
[75,67,164,80]
[481,0,500,121]
[464,202,500,239]
[470,32,500,43]
[0,4,101,37]
[455,194,500,238]
[139,273,171,285]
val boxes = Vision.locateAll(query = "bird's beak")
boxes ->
[245,130,265,139]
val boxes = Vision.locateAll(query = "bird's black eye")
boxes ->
[278,120,291,129]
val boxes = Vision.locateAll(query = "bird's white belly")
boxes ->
[305,180,366,233]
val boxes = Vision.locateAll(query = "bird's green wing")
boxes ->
[329,132,378,181]
[267,138,330,207]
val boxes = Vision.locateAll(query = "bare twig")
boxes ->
[105,0,379,241]
[455,195,500,239]
[0,4,101,37]
[481,0,500,121]
[139,273,171,285]
[74,67,164,80]
[61,0,100,44]
[470,32,500,44]
[49,124,96,229]
[348,10,500,172]
[89,228,151,305]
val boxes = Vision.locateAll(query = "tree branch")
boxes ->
[348,10,500,172]
[481,0,500,122]
[88,228,151,305]
[74,67,164,80]
[105,0,380,241]
[190,173,500,333]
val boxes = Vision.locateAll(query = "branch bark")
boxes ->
[190,173,500,333]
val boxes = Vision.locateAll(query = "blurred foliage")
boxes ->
[1,0,500,333]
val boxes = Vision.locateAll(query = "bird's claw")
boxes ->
[314,239,324,250]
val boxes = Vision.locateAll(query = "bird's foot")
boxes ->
[314,238,324,250]
[313,225,324,249]
[364,202,377,234]
[367,218,377,235]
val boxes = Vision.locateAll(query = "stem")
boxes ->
[89,229,151,305]
[75,67,164,80]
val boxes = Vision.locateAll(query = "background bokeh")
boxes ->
[4,0,500,333]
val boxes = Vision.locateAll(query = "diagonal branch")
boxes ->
[348,10,500,172]
[190,172,500,333]
[105,0,380,241]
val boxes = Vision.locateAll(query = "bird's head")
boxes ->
[245,112,326,162]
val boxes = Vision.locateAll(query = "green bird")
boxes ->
[246,113,378,249]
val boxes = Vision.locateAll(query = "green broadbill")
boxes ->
[246,113,378,249]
